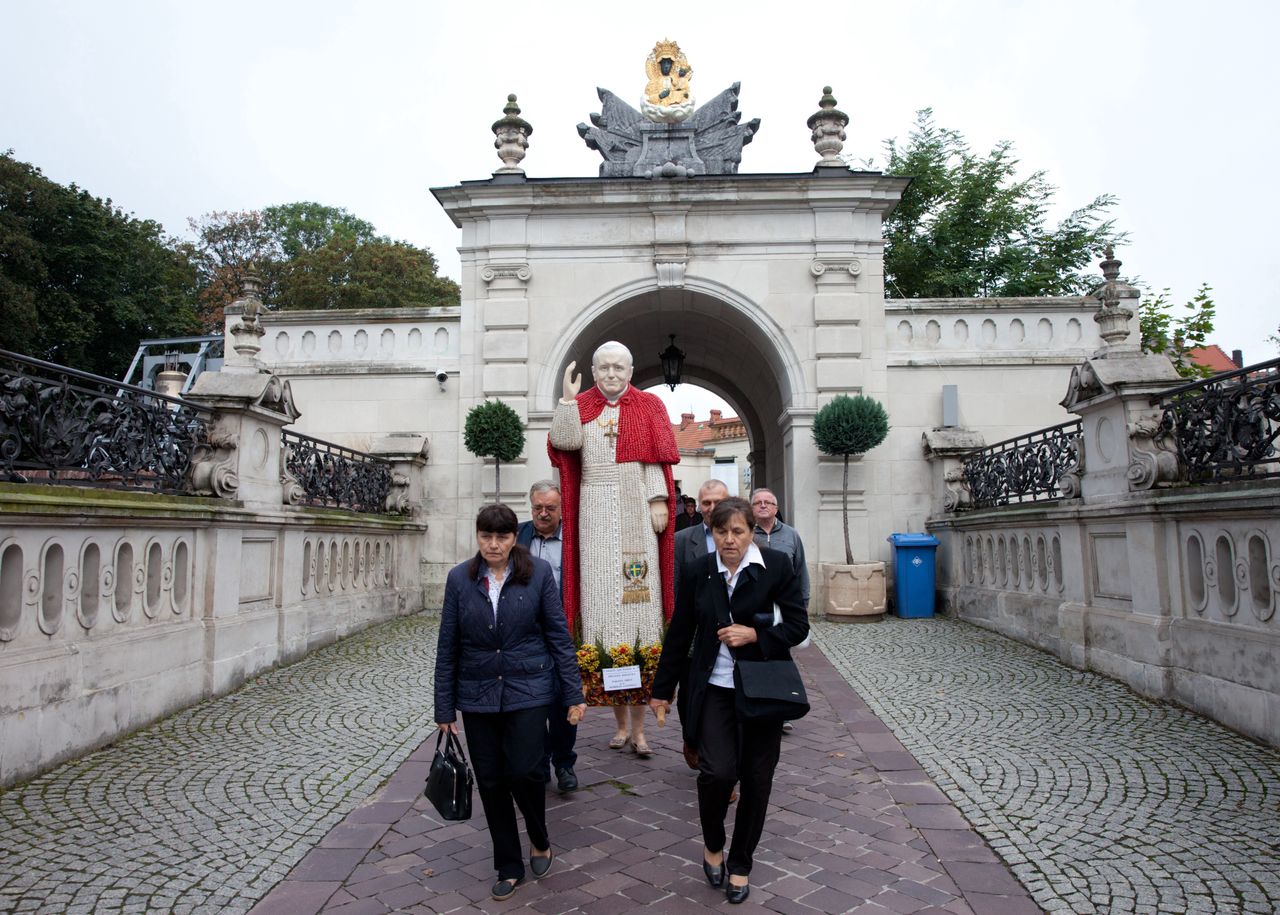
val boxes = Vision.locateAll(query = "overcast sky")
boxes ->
[5,0,1278,421]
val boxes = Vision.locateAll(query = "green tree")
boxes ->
[883,110,1122,298]
[812,395,890,565]
[1139,284,1217,378]
[184,203,459,326]
[0,150,198,376]
[261,201,376,261]
[182,210,275,328]
[463,399,525,497]
[273,235,458,312]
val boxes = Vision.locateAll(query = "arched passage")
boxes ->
[539,281,806,516]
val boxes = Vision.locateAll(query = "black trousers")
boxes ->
[542,708,578,774]
[463,705,551,880]
[541,673,578,776]
[696,685,784,877]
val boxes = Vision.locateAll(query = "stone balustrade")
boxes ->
[886,297,1134,365]
[930,488,1280,747]
[0,483,427,787]
[260,307,460,370]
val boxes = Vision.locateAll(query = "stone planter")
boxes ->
[823,561,886,622]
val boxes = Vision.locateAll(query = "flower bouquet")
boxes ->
[577,638,663,706]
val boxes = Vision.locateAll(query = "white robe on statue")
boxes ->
[549,400,666,649]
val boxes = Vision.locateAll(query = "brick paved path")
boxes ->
[0,616,440,915]
[253,638,1035,915]
[816,618,1280,914]
[5,612,1279,914]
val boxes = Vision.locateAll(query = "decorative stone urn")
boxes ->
[492,94,532,175]
[823,561,886,622]
[807,86,849,168]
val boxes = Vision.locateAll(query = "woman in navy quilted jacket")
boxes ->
[435,503,586,901]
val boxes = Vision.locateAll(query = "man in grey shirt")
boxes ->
[750,487,810,735]
[517,481,576,791]
[749,488,809,606]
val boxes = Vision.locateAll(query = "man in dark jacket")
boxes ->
[517,480,579,793]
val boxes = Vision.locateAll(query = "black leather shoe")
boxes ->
[555,766,578,792]
[491,877,522,900]
[702,857,724,888]
[726,881,750,904]
[530,849,554,878]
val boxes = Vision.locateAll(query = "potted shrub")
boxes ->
[463,399,524,499]
[812,394,890,621]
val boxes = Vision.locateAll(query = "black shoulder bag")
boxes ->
[733,658,810,722]
[424,730,474,821]
[724,601,810,723]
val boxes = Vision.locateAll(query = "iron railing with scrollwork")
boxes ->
[1154,357,1280,483]
[282,430,393,513]
[959,420,1082,510]
[0,349,212,493]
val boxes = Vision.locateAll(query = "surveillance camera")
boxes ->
[434,369,448,384]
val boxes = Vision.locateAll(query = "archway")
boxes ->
[541,282,805,518]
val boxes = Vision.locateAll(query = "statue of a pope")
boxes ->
[548,341,679,757]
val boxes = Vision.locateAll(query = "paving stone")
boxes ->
[815,617,1280,915]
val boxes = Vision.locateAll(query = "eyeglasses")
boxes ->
[751,500,776,507]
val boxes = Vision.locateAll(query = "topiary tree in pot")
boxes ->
[464,399,525,499]
[812,394,890,620]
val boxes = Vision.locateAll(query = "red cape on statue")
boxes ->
[548,385,680,637]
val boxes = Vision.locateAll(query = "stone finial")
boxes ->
[1092,245,1140,351]
[492,94,532,175]
[226,273,266,370]
[807,86,849,168]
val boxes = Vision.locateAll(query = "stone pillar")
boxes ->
[367,433,430,518]
[1059,248,1184,503]
[186,278,301,509]
[921,428,986,515]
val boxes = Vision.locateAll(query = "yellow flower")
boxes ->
[576,643,600,673]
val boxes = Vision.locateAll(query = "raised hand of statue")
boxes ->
[649,499,669,533]
[562,361,582,402]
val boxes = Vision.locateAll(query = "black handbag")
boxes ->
[424,730,473,821]
[733,658,810,722]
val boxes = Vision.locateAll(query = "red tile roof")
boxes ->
[672,410,747,451]
[1187,344,1239,373]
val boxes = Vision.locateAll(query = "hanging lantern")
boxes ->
[658,335,685,391]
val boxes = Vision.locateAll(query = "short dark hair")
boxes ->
[709,496,753,531]
[469,503,533,583]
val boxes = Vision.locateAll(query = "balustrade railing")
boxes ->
[0,348,211,493]
[282,430,393,513]
[959,420,1082,510]
[1155,356,1280,483]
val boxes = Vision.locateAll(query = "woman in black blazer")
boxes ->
[435,503,586,901]
[649,496,809,905]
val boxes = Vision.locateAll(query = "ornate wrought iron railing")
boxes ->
[960,420,1083,510]
[0,348,212,493]
[282,430,393,513]
[1154,357,1280,483]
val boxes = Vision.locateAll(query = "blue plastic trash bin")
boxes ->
[887,533,940,618]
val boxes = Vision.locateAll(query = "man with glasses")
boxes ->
[750,488,810,733]
[517,480,579,792]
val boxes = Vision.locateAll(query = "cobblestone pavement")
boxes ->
[815,617,1280,915]
[253,636,1036,915]
[0,615,440,915]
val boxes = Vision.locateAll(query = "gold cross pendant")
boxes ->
[598,416,619,444]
